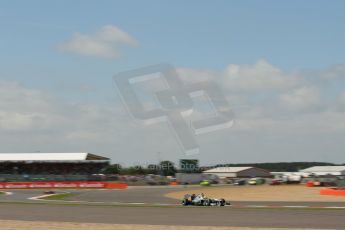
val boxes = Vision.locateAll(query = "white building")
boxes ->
[270,172,308,182]
[202,167,271,178]
[299,166,345,176]
[0,153,109,162]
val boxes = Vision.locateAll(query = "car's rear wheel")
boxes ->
[182,199,188,206]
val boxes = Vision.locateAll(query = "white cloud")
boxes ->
[0,111,41,131]
[320,64,345,79]
[223,59,299,91]
[174,61,345,137]
[279,87,320,110]
[65,131,101,140]
[233,111,345,134]
[1,60,345,164]
[0,82,63,131]
[57,25,138,58]
[338,91,345,105]
[177,59,300,92]
[0,80,179,164]
[176,68,216,83]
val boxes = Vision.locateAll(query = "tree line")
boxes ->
[102,161,177,176]
[102,161,343,176]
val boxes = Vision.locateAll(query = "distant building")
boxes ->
[202,167,271,178]
[270,172,307,182]
[300,166,345,176]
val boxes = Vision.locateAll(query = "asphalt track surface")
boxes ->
[0,186,345,229]
[2,186,345,207]
[0,203,344,229]
[64,186,345,208]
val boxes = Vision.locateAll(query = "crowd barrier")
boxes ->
[0,181,128,189]
[320,188,345,196]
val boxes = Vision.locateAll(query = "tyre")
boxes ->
[220,199,226,206]
[182,199,188,206]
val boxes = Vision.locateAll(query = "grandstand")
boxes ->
[0,153,110,182]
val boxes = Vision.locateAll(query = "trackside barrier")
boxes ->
[320,188,345,196]
[306,181,314,187]
[104,183,128,189]
[0,182,128,189]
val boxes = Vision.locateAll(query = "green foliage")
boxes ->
[179,159,200,173]
[102,164,122,174]
[42,193,75,200]
[102,162,175,175]
[147,164,159,174]
[159,161,177,176]
[102,161,337,176]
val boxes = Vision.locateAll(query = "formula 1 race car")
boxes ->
[181,194,230,206]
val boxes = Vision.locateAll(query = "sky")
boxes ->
[0,0,345,165]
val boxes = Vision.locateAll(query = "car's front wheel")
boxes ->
[182,199,188,206]
[220,199,226,206]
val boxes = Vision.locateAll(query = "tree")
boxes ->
[179,159,199,173]
[120,166,145,175]
[102,164,122,174]
[159,161,177,176]
[147,164,159,174]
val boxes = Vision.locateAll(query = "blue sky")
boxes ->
[2,1,345,71]
[0,1,345,164]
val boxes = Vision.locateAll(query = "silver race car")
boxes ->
[181,194,230,206]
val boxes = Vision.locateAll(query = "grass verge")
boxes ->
[40,193,76,200]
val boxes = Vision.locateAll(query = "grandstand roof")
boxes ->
[0,153,109,162]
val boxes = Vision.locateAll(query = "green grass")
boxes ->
[0,191,6,195]
[41,193,76,200]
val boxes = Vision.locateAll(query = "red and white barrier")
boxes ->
[0,181,127,189]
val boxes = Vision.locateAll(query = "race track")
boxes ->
[0,203,344,229]
[0,186,345,229]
